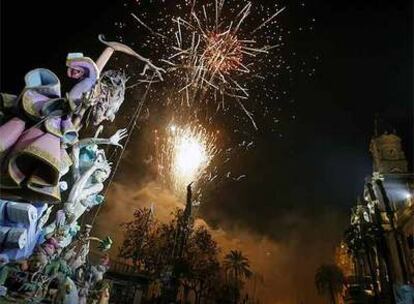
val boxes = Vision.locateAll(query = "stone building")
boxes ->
[341,131,414,303]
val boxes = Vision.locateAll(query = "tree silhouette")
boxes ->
[224,250,252,303]
[119,207,174,278]
[180,226,221,303]
[120,208,257,303]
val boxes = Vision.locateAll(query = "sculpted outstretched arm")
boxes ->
[71,144,81,181]
[97,35,166,81]
[78,183,104,204]
[77,128,128,148]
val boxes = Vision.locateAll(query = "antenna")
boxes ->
[374,113,379,137]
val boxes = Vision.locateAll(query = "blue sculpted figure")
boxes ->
[0,200,49,261]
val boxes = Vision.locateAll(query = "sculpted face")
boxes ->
[92,103,106,125]
[0,256,8,267]
[94,169,110,183]
[67,67,85,80]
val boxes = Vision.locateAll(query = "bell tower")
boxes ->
[369,132,408,174]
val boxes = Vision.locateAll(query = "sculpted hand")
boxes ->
[109,128,128,148]
[140,63,166,81]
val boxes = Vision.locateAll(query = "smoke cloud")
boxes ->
[94,177,345,304]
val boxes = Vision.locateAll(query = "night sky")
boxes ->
[1,0,412,302]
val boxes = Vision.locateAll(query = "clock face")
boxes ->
[382,146,400,160]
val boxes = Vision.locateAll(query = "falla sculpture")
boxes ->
[0,35,164,302]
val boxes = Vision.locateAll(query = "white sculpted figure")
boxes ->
[66,127,127,223]
[65,149,110,225]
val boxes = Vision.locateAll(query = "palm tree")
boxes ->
[315,264,344,304]
[224,250,252,304]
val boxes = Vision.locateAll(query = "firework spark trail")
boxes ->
[234,2,251,33]
[252,6,286,33]
[131,13,167,39]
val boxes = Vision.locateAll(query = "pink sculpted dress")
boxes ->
[0,56,99,203]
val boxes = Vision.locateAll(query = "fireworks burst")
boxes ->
[166,1,285,121]
[130,0,286,129]
[154,122,218,195]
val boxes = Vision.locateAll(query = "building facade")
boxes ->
[341,132,414,303]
